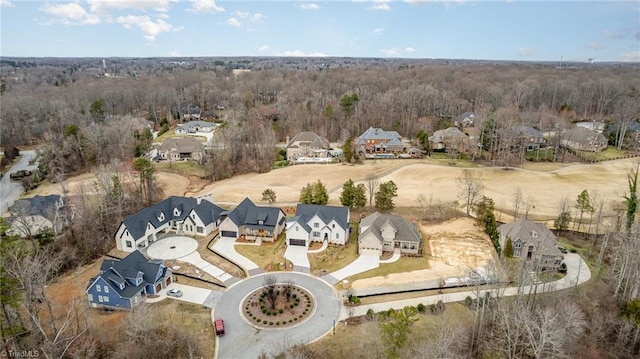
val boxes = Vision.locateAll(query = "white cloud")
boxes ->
[278,50,326,57]
[380,48,401,57]
[87,0,175,14]
[603,28,630,40]
[234,10,250,18]
[252,13,265,22]
[258,45,270,52]
[226,17,242,27]
[116,15,182,40]
[297,3,319,10]
[191,0,224,13]
[40,3,101,25]
[516,47,534,57]
[405,47,415,53]
[167,50,182,56]
[1,0,14,8]
[373,27,384,34]
[618,50,640,62]
[371,0,391,11]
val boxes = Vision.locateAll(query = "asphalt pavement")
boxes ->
[0,150,37,214]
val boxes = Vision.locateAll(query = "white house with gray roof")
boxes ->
[285,132,330,162]
[498,219,564,270]
[358,212,422,257]
[286,204,350,248]
[354,127,404,155]
[174,121,216,135]
[115,195,224,252]
[218,197,286,242]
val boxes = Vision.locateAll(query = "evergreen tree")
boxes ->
[475,196,500,253]
[340,180,367,209]
[574,190,594,233]
[300,180,328,205]
[554,211,572,233]
[375,180,398,211]
[503,238,514,258]
[343,138,353,163]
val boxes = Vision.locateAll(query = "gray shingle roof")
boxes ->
[293,204,349,231]
[561,127,607,145]
[160,137,205,154]
[498,219,562,257]
[355,127,402,144]
[287,132,329,149]
[119,196,221,240]
[226,197,284,228]
[359,212,421,244]
[429,127,468,143]
[90,251,165,299]
[11,195,63,219]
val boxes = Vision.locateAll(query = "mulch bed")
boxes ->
[241,284,314,329]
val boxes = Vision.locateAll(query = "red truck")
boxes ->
[214,318,225,336]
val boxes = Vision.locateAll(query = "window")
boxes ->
[514,241,522,257]
[313,231,320,237]
[314,223,319,228]
[88,294,93,301]
[103,296,109,303]
[98,295,103,303]
[126,241,132,248]
[332,224,335,228]
[104,286,109,293]
[296,226,299,232]
[336,233,339,239]
[196,226,204,234]
[96,286,101,292]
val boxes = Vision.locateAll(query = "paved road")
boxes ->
[345,253,591,319]
[0,150,37,214]
[214,272,341,359]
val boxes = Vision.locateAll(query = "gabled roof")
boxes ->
[88,251,166,299]
[429,127,468,143]
[456,112,476,123]
[513,126,543,139]
[226,197,284,229]
[119,196,221,240]
[561,127,607,144]
[176,121,216,132]
[287,132,329,149]
[294,204,349,231]
[181,105,201,115]
[359,212,421,244]
[498,219,562,257]
[355,127,402,144]
[160,137,205,153]
[11,195,64,219]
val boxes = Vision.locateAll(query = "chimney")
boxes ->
[286,136,290,144]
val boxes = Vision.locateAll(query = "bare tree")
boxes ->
[524,195,535,220]
[263,275,278,311]
[513,187,523,221]
[456,169,484,217]
[365,173,379,207]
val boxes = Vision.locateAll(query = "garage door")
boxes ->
[221,231,237,238]
[359,247,380,256]
[289,238,306,246]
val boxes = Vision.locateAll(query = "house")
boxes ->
[285,132,330,162]
[181,105,201,121]
[286,204,350,248]
[358,212,422,257]
[498,219,564,270]
[86,251,173,310]
[159,137,205,162]
[174,121,216,135]
[513,126,545,151]
[218,198,286,242]
[429,127,469,152]
[353,127,404,155]
[560,127,608,152]
[8,195,73,237]
[115,195,224,252]
[455,112,477,128]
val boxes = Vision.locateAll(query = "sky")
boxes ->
[0,0,638,62]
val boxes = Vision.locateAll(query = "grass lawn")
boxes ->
[155,160,205,177]
[234,233,289,271]
[152,300,216,358]
[348,255,430,282]
[308,224,359,273]
[576,147,626,162]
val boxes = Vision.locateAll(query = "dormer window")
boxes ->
[174,208,181,216]
[157,212,165,222]
[531,231,538,238]
[259,220,264,225]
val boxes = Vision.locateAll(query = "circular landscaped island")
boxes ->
[241,278,315,329]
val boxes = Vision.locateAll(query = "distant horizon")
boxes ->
[1,1,638,62]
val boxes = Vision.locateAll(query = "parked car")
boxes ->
[9,169,31,180]
[214,317,225,336]
[167,289,183,298]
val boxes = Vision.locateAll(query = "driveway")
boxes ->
[214,272,341,359]
[211,236,264,276]
[284,245,310,272]
[179,251,238,286]
[147,283,223,308]
[321,254,379,285]
[0,150,37,214]
[345,253,591,319]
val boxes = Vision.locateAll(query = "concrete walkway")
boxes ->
[379,248,401,264]
[322,254,380,285]
[284,245,310,273]
[307,240,329,254]
[342,253,591,319]
[211,236,264,276]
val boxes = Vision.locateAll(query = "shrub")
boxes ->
[366,308,375,320]
[292,294,297,299]
[263,320,268,324]
[288,319,293,323]
[293,317,298,321]
[465,296,474,308]
[269,322,273,325]
[279,308,284,314]
[417,303,425,312]
[290,304,294,309]
[306,303,311,308]
[276,321,280,325]
[262,308,267,314]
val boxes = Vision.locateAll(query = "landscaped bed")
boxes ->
[241,283,315,329]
